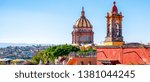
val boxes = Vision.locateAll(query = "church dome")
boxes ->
[74,7,92,28]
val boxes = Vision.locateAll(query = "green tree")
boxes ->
[32,50,47,64]
[45,44,79,58]
[32,44,80,65]
[77,47,96,56]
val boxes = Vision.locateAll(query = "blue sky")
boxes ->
[0,0,150,44]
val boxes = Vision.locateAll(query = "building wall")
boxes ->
[72,30,94,45]
[97,47,150,65]
[67,57,96,65]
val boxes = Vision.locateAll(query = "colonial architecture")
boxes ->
[69,1,150,65]
[104,2,124,46]
[97,43,150,65]
[66,52,96,65]
[96,2,150,65]
[72,7,94,45]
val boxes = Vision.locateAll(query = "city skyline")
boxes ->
[0,0,150,44]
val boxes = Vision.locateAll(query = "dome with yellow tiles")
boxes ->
[74,7,92,28]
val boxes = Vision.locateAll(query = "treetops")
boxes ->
[32,44,96,65]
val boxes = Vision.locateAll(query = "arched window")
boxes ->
[88,61,92,65]
[109,25,112,33]
[88,36,91,42]
[79,36,82,42]
[76,36,79,42]
[80,61,84,65]
[116,24,120,36]
[84,36,87,42]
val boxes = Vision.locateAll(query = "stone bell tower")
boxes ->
[104,1,124,46]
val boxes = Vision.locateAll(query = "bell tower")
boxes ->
[104,1,124,46]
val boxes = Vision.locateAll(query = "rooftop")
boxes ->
[96,43,150,48]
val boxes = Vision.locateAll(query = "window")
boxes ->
[79,29,82,32]
[80,61,84,65]
[88,36,91,42]
[84,36,87,41]
[88,61,92,65]
[79,36,82,42]
[116,24,120,36]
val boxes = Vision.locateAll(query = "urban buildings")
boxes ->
[70,1,150,65]
[0,45,48,65]
[1,1,150,65]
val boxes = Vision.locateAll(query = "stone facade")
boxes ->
[72,7,94,45]
[104,2,124,46]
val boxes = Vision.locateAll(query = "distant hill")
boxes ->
[0,43,49,48]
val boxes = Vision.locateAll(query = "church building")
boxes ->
[72,7,94,45]
[70,1,150,65]
[104,1,124,46]
[97,2,150,65]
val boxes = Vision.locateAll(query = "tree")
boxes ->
[32,50,47,64]
[45,51,55,64]
[32,44,80,65]
[77,47,96,56]
[45,44,79,57]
